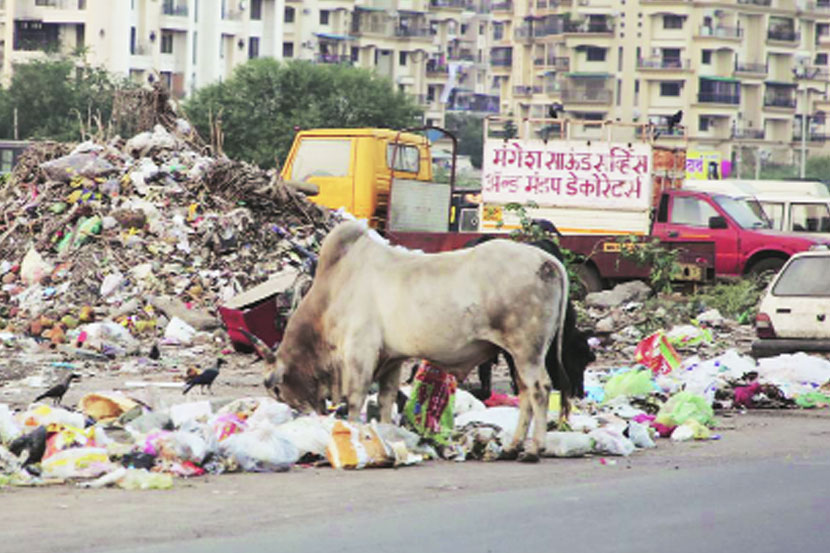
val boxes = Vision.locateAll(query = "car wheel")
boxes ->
[573,263,603,298]
[748,257,785,280]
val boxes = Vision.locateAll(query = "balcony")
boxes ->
[430,0,471,8]
[764,97,796,108]
[351,19,395,37]
[564,21,614,34]
[734,61,767,75]
[162,0,188,16]
[32,0,84,7]
[534,55,569,70]
[732,128,765,139]
[637,57,690,70]
[560,88,612,104]
[534,0,560,8]
[315,54,352,64]
[130,43,151,56]
[492,1,513,11]
[737,0,771,5]
[513,85,533,97]
[491,58,513,67]
[797,66,830,80]
[426,60,449,76]
[793,132,830,142]
[802,0,830,12]
[394,26,431,39]
[447,51,475,62]
[767,29,799,42]
[514,25,533,42]
[698,92,740,104]
[698,25,743,39]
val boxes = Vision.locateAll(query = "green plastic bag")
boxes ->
[656,391,716,428]
[604,369,654,401]
[795,391,830,409]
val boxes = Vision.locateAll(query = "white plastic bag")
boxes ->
[454,389,487,417]
[0,403,21,444]
[627,421,656,449]
[247,398,293,427]
[220,422,300,472]
[170,400,212,427]
[543,431,594,457]
[273,416,333,458]
[163,316,197,345]
[589,428,636,456]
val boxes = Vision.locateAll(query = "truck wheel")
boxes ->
[748,257,785,279]
[573,263,603,298]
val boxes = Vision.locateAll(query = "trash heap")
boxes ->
[0,121,339,359]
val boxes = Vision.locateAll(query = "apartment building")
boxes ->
[0,0,283,97]
[498,0,830,169]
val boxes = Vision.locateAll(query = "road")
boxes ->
[2,410,830,553]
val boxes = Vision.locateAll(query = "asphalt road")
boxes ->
[112,453,830,553]
[4,411,830,553]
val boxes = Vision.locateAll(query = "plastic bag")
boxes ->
[634,330,682,375]
[454,389,486,417]
[220,422,299,472]
[403,363,457,445]
[655,391,716,429]
[795,391,830,408]
[163,316,197,345]
[273,416,333,459]
[170,400,212,427]
[626,421,656,449]
[671,419,711,441]
[589,428,636,456]
[543,432,594,457]
[604,369,655,401]
[20,248,54,285]
[41,446,115,479]
[325,420,394,470]
[247,398,293,427]
[118,468,173,490]
[21,404,85,430]
[0,404,21,444]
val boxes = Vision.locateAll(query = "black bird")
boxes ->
[149,343,160,360]
[667,109,683,133]
[183,358,225,395]
[35,373,81,405]
[548,102,564,119]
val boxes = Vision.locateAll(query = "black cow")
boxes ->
[467,236,596,401]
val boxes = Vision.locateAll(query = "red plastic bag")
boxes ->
[634,330,681,375]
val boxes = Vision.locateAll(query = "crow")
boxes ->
[182,358,225,395]
[149,343,160,360]
[667,109,683,133]
[35,373,81,405]
[548,102,564,119]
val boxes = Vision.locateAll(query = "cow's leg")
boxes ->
[505,355,549,463]
[377,360,403,424]
[502,381,533,460]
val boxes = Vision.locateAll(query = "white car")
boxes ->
[752,250,830,358]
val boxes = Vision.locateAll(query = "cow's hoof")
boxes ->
[518,451,540,463]
[500,448,520,461]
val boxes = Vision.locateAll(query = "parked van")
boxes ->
[684,179,829,198]
[755,195,830,236]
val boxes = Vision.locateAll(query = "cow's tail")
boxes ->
[553,258,570,422]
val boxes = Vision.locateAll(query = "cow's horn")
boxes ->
[238,329,277,365]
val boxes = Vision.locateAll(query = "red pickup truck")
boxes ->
[651,189,829,277]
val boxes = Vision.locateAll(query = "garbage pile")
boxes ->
[0,121,338,361]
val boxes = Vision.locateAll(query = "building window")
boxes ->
[699,115,710,132]
[351,46,359,62]
[663,15,684,29]
[284,6,294,23]
[660,82,681,96]
[399,51,407,66]
[618,47,623,71]
[427,85,436,102]
[283,41,294,58]
[493,22,503,40]
[586,47,606,61]
[616,78,622,105]
[192,31,197,64]
[702,49,712,64]
[249,36,259,59]
[816,53,828,65]
[160,30,174,54]
[160,71,172,90]
[320,10,330,25]
[250,0,262,20]
[130,26,136,54]
[479,23,484,35]
[634,79,640,103]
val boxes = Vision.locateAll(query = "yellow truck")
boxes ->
[280,127,453,230]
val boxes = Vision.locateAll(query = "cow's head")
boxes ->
[241,329,327,414]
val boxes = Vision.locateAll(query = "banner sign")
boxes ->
[685,150,722,180]
[482,139,652,210]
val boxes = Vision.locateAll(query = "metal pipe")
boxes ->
[800,86,807,179]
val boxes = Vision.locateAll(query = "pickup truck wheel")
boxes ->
[573,263,603,298]
[748,257,785,279]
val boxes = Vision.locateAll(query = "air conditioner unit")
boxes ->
[459,208,480,232]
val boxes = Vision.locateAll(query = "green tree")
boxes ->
[182,59,423,168]
[444,113,484,169]
[0,59,124,141]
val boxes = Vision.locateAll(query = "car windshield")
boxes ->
[772,256,830,296]
[713,195,770,229]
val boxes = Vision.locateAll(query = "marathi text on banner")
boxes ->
[482,139,652,210]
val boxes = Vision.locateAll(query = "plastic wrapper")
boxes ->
[671,419,711,441]
[247,398,293,427]
[0,404,21,444]
[21,404,85,430]
[626,421,656,449]
[325,420,394,470]
[220,422,299,472]
[170,400,212,427]
[272,416,333,459]
[543,431,594,457]
[79,392,140,422]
